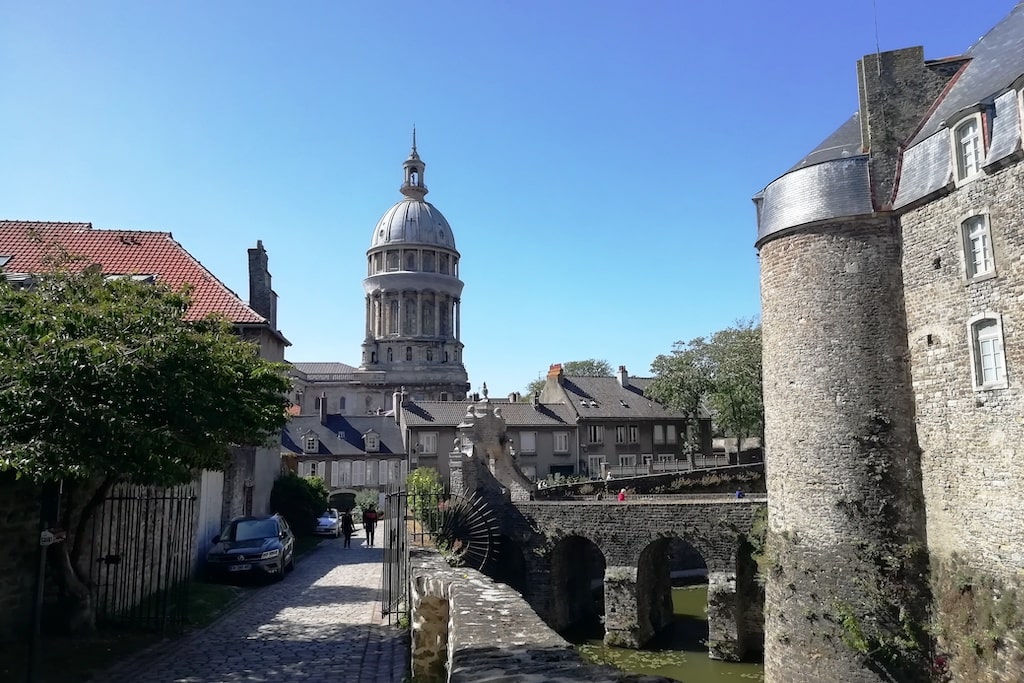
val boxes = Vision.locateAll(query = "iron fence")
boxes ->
[381,484,502,624]
[86,482,197,634]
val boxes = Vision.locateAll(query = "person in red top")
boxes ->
[362,506,378,547]
[617,488,626,502]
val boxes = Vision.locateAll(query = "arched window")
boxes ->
[969,314,1008,389]
[389,300,399,335]
[426,349,433,362]
[405,251,417,271]
[962,215,994,279]
[405,347,412,361]
[387,347,394,363]
[953,115,983,183]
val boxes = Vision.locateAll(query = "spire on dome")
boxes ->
[400,127,427,199]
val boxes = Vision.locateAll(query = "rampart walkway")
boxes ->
[96,529,407,683]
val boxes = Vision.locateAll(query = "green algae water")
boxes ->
[574,586,764,682]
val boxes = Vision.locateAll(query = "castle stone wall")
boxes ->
[759,216,930,683]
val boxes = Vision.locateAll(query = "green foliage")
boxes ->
[525,358,612,397]
[647,319,763,450]
[0,268,291,486]
[407,467,445,531]
[932,554,1024,680]
[270,472,328,536]
[353,488,379,515]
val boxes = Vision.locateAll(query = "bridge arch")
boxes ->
[513,498,766,660]
[548,534,606,633]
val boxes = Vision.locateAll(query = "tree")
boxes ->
[0,268,291,630]
[270,473,329,536]
[524,358,612,397]
[647,320,763,458]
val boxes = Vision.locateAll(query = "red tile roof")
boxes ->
[0,220,266,324]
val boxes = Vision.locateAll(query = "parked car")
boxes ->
[315,508,341,538]
[206,514,295,581]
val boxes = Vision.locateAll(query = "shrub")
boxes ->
[270,473,328,536]
[407,467,444,527]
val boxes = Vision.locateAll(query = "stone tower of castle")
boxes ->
[753,48,958,683]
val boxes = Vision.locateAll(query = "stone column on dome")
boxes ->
[365,295,371,337]
[398,294,404,336]
[416,292,423,335]
[435,297,441,338]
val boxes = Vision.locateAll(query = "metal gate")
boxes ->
[86,482,197,634]
[381,484,502,624]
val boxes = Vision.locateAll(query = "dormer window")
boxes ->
[364,431,380,453]
[952,114,984,184]
[303,433,319,454]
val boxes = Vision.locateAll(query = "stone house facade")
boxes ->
[755,5,1024,682]
[538,364,713,478]
[280,407,406,495]
[400,391,579,483]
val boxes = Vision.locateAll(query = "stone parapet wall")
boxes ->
[409,549,674,683]
[534,463,765,500]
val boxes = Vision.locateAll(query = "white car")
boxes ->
[314,508,341,538]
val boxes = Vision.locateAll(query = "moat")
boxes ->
[569,585,764,682]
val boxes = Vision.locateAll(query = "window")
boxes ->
[387,347,393,363]
[519,432,536,454]
[657,454,674,464]
[554,432,569,453]
[666,425,677,444]
[420,432,438,454]
[653,425,665,445]
[366,460,379,486]
[352,461,366,486]
[962,215,995,279]
[426,349,434,362]
[619,454,637,467]
[339,396,346,412]
[406,347,412,361]
[423,251,436,272]
[386,251,400,271]
[969,315,1008,389]
[405,251,417,271]
[588,425,604,444]
[439,254,450,274]
[439,392,448,401]
[364,432,380,452]
[628,425,639,444]
[303,434,319,454]
[309,461,319,478]
[339,460,352,486]
[953,115,983,183]
[615,426,626,444]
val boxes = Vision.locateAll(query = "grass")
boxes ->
[0,535,326,683]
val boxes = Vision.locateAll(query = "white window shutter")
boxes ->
[330,461,339,488]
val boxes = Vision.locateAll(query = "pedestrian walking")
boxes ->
[362,505,378,547]
[341,510,355,548]
[617,488,626,502]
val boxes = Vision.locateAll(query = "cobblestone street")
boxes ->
[96,529,408,683]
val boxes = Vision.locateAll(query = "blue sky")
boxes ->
[1,1,1017,395]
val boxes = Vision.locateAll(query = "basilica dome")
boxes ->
[370,199,456,250]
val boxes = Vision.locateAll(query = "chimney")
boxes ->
[547,363,564,384]
[318,391,327,425]
[393,386,407,424]
[617,365,629,387]
[855,47,965,208]
[247,240,278,329]
[532,392,540,407]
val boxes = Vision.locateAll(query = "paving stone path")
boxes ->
[97,528,408,683]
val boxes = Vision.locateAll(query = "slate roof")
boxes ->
[557,376,697,420]
[282,414,405,456]
[402,400,576,428]
[291,362,359,379]
[787,113,864,173]
[0,220,265,324]
[909,4,1024,146]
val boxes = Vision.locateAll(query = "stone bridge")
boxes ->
[448,392,766,662]
[488,495,767,661]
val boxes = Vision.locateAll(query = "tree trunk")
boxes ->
[54,475,116,634]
